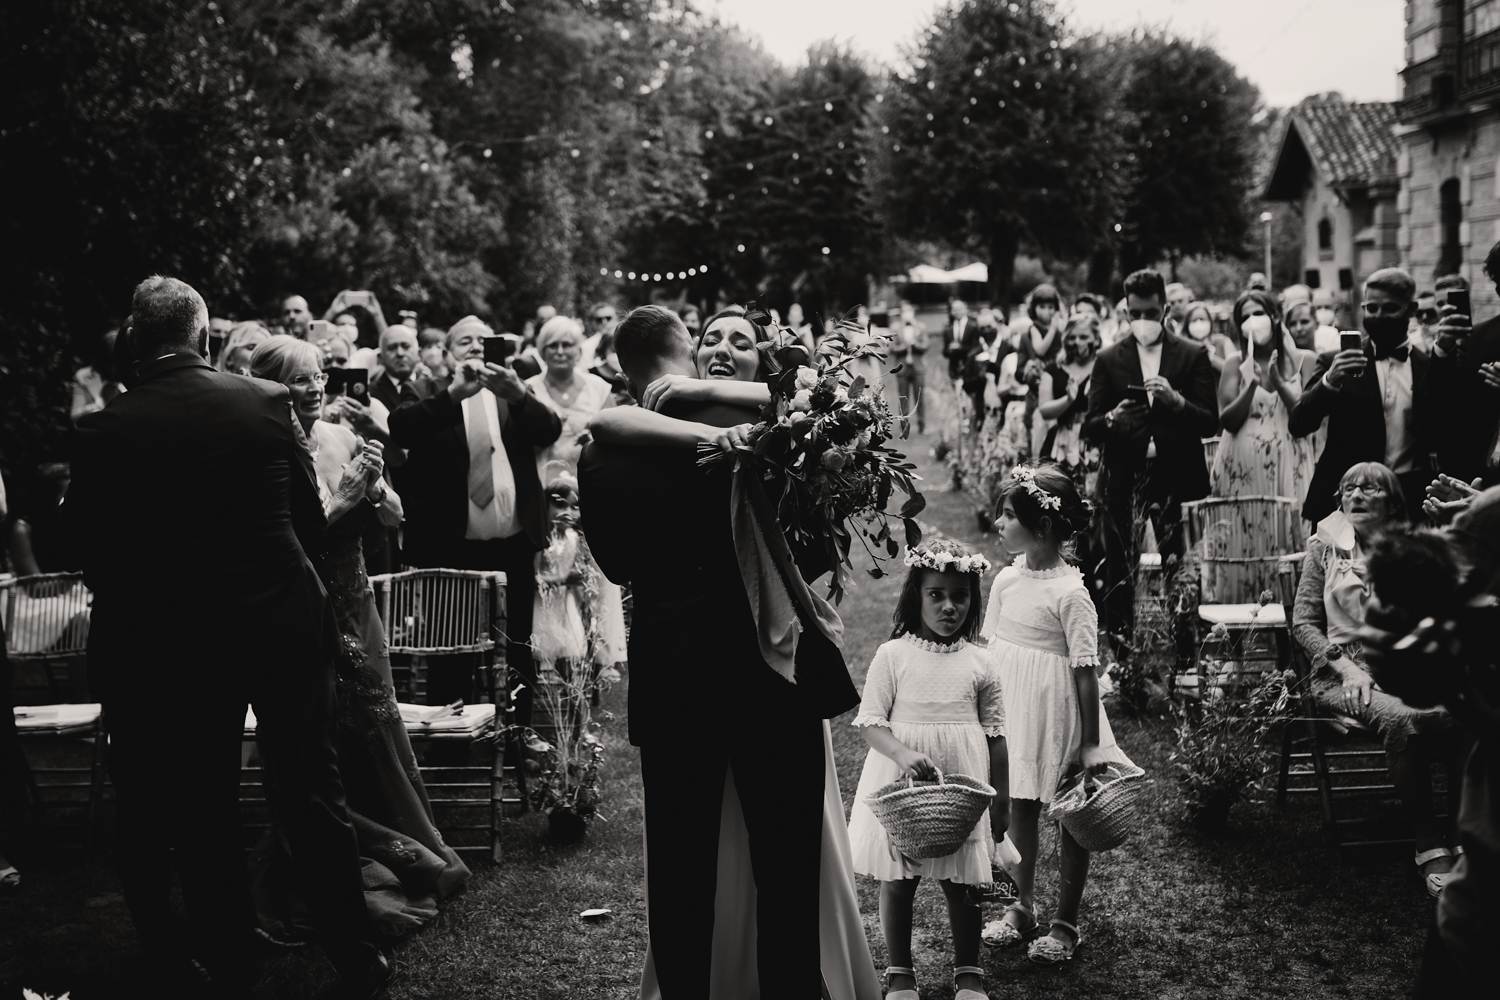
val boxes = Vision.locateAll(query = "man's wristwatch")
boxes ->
[1324,643,1345,664]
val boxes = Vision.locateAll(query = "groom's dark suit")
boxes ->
[579,419,856,999]
[67,353,372,981]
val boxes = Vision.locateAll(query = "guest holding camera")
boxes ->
[1292,462,1463,897]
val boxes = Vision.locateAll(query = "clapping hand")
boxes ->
[1479,362,1500,391]
[360,440,385,483]
[1423,474,1483,524]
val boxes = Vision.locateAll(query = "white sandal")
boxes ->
[981,901,1036,948]
[883,966,918,1000]
[954,964,989,1000]
[1416,847,1455,898]
[1028,919,1083,965]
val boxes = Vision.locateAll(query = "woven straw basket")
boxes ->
[1046,761,1146,852]
[868,769,996,860]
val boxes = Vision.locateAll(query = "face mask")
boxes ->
[1131,319,1163,347]
[1243,314,1274,347]
[1363,314,1408,348]
[1315,308,1336,326]
[1187,318,1212,340]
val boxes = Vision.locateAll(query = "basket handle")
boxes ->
[903,766,945,788]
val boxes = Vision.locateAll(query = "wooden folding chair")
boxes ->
[3,572,106,849]
[1178,496,1302,699]
[1272,554,1410,850]
[372,568,517,862]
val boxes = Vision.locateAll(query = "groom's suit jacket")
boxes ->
[578,430,858,747]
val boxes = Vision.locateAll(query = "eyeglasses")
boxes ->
[1339,483,1387,498]
[289,372,329,389]
[1361,301,1408,318]
[1126,307,1163,322]
[592,315,615,324]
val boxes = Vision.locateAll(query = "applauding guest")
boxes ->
[1083,268,1219,653]
[389,316,561,718]
[1290,267,1450,523]
[249,336,470,940]
[1209,290,1306,503]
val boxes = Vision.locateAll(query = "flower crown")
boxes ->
[1008,465,1062,511]
[904,544,991,576]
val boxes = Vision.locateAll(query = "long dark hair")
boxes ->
[891,544,986,641]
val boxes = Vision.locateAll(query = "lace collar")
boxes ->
[901,633,967,654]
[1010,555,1076,580]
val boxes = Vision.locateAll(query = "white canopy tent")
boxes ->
[899,261,989,285]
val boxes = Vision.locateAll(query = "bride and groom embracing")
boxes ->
[578,305,883,999]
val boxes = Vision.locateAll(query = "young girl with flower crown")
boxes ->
[979,463,1135,964]
[846,540,1005,1000]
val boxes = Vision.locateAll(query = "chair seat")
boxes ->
[1138,552,1162,569]
[1198,603,1286,627]
[14,703,101,733]
[399,703,496,735]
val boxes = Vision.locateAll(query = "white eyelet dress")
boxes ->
[981,557,1134,803]
[846,634,1004,884]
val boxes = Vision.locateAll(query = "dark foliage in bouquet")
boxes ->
[699,307,926,602]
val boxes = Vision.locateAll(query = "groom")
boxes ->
[578,305,856,998]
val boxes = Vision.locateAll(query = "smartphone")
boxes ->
[325,368,348,396]
[1340,331,1363,354]
[1124,384,1149,406]
[343,368,369,403]
[308,319,335,342]
[482,335,515,367]
[1439,287,1471,318]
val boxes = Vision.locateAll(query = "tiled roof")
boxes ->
[1264,94,1400,198]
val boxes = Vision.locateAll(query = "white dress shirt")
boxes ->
[1373,355,1416,474]
[463,389,520,540]
[1135,337,1162,458]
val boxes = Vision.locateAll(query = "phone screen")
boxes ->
[1340,331,1364,354]
[1124,384,1149,405]
[343,369,369,403]
[324,368,348,396]
[1441,288,1471,318]
[483,336,515,366]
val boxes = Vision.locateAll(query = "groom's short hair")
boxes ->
[613,305,692,382]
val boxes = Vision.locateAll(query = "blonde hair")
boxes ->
[249,334,323,385]
[536,315,585,353]
[216,321,271,372]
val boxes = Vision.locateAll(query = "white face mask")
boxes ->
[1187,318,1212,340]
[1315,307,1336,326]
[1243,314,1274,347]
[1131,319,1163,347]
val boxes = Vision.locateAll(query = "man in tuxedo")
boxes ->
[1291,267,1452,524]
[389,315,561,718]
[942,299,989,430]
[1419,245,1500,487]
[577,305,855,999]
[370,324,429,413]
[67,277,385,997]
[1084,268,1219,650]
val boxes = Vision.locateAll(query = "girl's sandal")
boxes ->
[1027,919,1083,965]
[1416,847,1456,898]
[953,965,989,1000]
[981,902,1036,948]
[883,966,918,1000]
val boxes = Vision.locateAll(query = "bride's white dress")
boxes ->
[639,722,881,1000]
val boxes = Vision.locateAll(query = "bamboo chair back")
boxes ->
[1182,495,1303,605]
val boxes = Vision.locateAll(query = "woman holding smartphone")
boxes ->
[1209,290,1308,507]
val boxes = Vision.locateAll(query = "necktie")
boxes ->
[399,382,419,406]
[467,397,495,509]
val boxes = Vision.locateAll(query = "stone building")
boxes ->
[1397,0,1500,317]
[1264,94,1401,319]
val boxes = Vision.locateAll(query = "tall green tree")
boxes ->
[879,0,1118,307]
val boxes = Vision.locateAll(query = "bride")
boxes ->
[590,308,881,1000]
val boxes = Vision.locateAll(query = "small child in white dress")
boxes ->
[847,540,1004,1000]
[979,463,1134,965]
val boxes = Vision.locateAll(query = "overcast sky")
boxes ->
[709,0,1404,108]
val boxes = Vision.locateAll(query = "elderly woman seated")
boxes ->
[1292,461,1466,897]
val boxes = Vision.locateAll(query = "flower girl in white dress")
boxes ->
[979,464,1134,965]
[847,540,1005,1000]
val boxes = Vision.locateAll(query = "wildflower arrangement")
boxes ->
[698,309,926,602]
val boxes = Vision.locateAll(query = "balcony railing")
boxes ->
[1399,50,1460,124]
[1461,26,1500,101]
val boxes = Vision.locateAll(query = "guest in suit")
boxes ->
[942,300,991,431]
[1084,268,1220,653]
[1290,267,1452,525]
[370,325,429,414]
[66,277,385,997]
[1421,241,1500,486]
[388,316,562,720]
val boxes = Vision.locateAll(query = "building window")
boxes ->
[1439,177,1463,277]
[1467,0,1500,38]
[1317,216,1334,258]
[1408,26,1440,62]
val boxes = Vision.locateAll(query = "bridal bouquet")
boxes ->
[698,311,925,602]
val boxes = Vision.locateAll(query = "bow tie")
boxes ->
[1372,342,1409,362]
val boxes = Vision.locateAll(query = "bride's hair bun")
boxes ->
[998,463,1092,540]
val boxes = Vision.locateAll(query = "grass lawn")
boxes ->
[1,384,1430,999]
